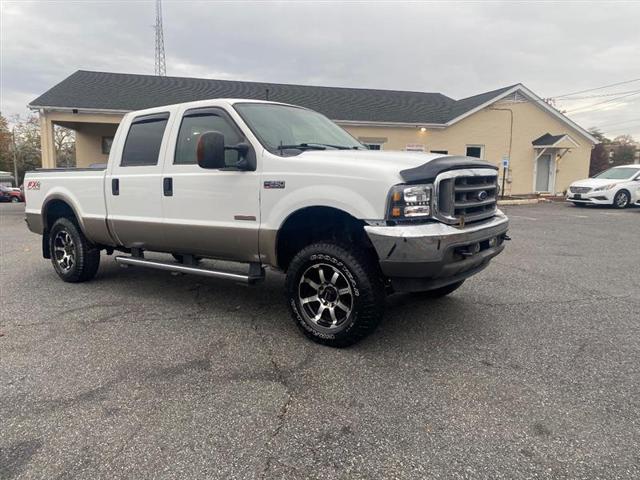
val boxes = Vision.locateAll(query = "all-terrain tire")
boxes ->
[49,217,100,282]
[285,242,385,348]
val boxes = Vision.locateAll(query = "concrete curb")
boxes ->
[497,198,541,206]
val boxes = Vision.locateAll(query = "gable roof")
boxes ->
[29,70,597,143]
[533,133,567,146]
[29,70,455,124]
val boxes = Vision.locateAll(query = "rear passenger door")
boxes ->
[105,111,172,250]
[160,106,261,262]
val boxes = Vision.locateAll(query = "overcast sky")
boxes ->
[1,0,639,138]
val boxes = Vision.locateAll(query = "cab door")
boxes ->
[105,111,173,250]
[160,106,261,262]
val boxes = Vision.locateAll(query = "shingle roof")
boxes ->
[532,133,567,146]
[29,70,518,124]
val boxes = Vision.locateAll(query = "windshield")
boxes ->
[594,167,640,180]
[234,103,364,154]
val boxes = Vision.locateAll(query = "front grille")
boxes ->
[570,186,592,194]
[435,169,498,225]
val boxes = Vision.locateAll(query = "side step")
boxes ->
[114,256,265,284]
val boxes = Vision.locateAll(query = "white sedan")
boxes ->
[567,164,640,208]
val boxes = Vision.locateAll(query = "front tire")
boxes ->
[49,217,100,282]
[613,190,630,209]
[285,242,385,348]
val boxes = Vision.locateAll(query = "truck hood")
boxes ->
[295,150,496,182]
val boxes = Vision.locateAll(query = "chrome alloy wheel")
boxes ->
[298,263,354,329]
[53,230,76,272]
[615,191,629,208]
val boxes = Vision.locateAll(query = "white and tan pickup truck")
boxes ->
[24,99,509,347]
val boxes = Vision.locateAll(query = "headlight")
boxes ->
[387,184,432,219]
[593,183,617,191]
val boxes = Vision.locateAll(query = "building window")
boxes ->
[466,145,484,159]
[101,136,114,155]
[363,143,383,151]
[430,150,448,155]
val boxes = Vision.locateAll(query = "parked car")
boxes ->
[8,187,24,203]
[0,185,12,202]
[24,99,509,347]
[567,164,640,208]
[0,185,24,202]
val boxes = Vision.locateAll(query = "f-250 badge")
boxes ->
[264,180,285,189]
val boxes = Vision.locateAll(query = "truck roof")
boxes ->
[125,98,296,117]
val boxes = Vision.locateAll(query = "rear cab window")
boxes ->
[121,113,170,167]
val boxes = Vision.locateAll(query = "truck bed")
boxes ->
[24,167,108,238]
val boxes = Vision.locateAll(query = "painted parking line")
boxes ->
[508,215,538,221]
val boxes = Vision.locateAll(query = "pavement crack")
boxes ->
[250,315,295,480]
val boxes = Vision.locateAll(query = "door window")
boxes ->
[121,113,169,166]
[175,110,243,166]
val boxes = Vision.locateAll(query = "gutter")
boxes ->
[28,105,130,115]
[334,119,446,129]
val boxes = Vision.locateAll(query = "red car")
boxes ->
[0,185,23,203]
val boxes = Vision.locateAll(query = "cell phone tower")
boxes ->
[154,0,166,76]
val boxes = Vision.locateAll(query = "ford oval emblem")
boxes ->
[476,190,488,201]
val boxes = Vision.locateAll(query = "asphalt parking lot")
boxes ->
[1,202,639,479]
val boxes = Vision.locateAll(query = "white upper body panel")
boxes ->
[25,98,460,241]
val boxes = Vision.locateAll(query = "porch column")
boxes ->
[39,112,56,168]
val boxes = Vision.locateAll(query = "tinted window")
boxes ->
[121,114,169,166]
[175,111,243,166]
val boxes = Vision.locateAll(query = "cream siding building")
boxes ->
[30,71,597,195]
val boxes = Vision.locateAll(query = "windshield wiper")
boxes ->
[277,143,327,151]
[277,142,362,151]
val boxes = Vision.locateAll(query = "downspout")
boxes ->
[489,107,513,197]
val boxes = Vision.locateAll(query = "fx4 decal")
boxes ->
[27,180,41,190]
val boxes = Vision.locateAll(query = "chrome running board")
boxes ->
[114,256,265,284]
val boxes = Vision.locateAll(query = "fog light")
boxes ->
[488,237,498,248]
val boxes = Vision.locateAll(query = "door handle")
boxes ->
[163,177,173,196]
[112,178,119,196]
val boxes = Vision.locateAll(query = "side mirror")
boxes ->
[197,131,226,169]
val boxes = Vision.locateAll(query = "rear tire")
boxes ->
[613,190,630,209]
[11,196,19,203]
[285,242,385,348]
[412,280,465,299]
[49,218,100,282]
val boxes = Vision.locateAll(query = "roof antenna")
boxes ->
[265,88,269,101]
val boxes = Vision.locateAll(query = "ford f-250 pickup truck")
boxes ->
[24,99,509,347]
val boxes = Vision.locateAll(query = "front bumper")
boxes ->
[566,189,615,205]
[364,212,509,292]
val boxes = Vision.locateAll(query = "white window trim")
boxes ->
[465,144,485,159]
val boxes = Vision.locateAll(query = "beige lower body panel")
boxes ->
[109,218,261,263]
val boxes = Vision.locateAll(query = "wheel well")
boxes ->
[44,199,78,231]
[275,206,377,271]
